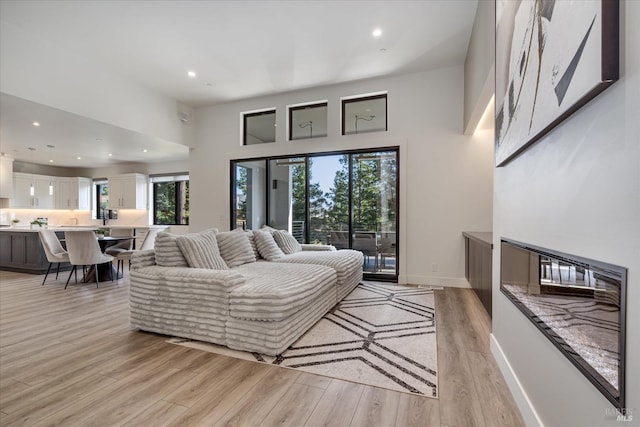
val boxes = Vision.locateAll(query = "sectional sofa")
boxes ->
[129,227,363,355]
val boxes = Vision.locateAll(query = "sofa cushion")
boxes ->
[273,249,364,300]
[216,229,256,267]
[253,229,285,261]
[229,262,336,321]
[176,232,228,270]
[272,229,302,254]
[155,228,218,267]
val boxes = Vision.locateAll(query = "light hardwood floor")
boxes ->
[0,269,524,426]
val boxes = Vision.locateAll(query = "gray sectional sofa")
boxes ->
[129,227,363,355]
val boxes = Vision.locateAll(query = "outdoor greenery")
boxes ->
[154,181,189,225]
[293,153,397,243]
[234,151,397,245]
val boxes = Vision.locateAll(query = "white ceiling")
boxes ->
[0,93,189,167]
[0,0,479,167]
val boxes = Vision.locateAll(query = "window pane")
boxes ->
[97,183,109,219]
[309,154,349,245]
[153,180,189,225]
[289,103,328,140]
[154,182,176,225]
[352,151,397,274]
[342,95,387,135]
[233,160,267,229]
[269,158,306,242]
[244,110,276,145]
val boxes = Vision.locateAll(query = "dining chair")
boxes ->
[39,229,70,285]
[64,230,114,289]
[105,228,134,277]
[111,228,160,278]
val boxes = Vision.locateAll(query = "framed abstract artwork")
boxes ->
[495,0,619,167]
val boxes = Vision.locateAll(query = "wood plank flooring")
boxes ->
[0,270,524,426]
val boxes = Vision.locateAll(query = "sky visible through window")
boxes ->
[310,155,341,193]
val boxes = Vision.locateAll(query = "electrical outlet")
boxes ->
[431,263,438,272]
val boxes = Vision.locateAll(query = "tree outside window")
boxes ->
[153,177,189,225]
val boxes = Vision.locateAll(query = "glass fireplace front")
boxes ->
[500,239,627,408]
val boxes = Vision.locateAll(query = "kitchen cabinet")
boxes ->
[55,177,91,210]
[12,173,54,209]
[108,173,147,209]
[463,232,493,317]
[0,231,53,273]
[0,156,13,199]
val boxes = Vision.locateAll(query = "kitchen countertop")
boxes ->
[0,225,168,233]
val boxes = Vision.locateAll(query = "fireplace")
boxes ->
[500,239,627,408]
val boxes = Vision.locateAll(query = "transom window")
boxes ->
[288,102,328,140]
[342,93,388,135]
[243,109,276,145]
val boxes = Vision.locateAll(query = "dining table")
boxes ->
[81,235,132,283]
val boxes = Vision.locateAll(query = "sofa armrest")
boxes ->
[300,244,337,252]
[130,250,156,269]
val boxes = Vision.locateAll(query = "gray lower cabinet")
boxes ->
[463,232,493,317]
[0,231,67,274]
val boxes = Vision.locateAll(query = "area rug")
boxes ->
[168,282,438,397]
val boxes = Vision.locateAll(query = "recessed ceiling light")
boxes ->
[187,70,196,78]
[76,156,82,160]
[108,153,113,157]
[143,149,148,153]
[49,159,53,163]
[32,121,40,127]
[372,28,382,38]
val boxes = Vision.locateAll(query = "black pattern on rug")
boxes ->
[169,282,438,397]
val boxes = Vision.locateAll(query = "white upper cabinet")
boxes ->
[0,157,14,199]
[12,173,54,209]
[54,177,91,210]
[108,173,147,210]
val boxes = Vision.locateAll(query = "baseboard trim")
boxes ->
[490,333,544,427]
[399,274,471,288]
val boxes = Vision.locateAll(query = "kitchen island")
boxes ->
[0,226,167,274]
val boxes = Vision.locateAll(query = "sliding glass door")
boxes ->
[231,148,398,280]
[352,151,397,275]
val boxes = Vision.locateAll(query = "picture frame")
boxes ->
[495,0,619,167]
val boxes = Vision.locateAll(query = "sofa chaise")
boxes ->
[129,227,363,355]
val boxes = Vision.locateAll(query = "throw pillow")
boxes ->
[272,229,302,254]
[154,228,218,267]
[253,229,286,261]
[154,231,188,267]
[260,225,277,234]
[244,229,261,260]
[216,229,256,267]
[176,232,228,270]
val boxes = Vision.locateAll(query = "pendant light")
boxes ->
[47,145,54,195]
[28,147,36,196]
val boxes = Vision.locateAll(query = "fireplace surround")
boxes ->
[500,238,627,408]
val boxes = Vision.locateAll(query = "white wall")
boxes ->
[463,0,495,134]
[0,21,194,147]
[492,2,640,426]
[190,67,494,286]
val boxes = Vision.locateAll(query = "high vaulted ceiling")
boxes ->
[0,0,479,167]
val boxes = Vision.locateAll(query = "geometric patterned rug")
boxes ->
[168,282,438,398]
